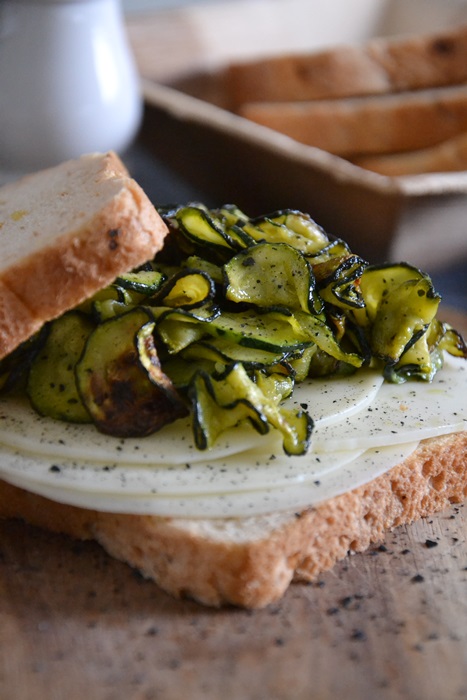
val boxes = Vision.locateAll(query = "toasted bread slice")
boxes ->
[0,152,168,360]
[0,432,465,608]
[352,131,467,176]
[226,24,467,106]
[239,85,467,157]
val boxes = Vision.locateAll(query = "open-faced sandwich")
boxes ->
[0,152,465,608]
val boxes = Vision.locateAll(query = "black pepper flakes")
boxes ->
[424,539,438,549]
[340,595,354,608]
[350,629,367,641]
[411,574,425,583]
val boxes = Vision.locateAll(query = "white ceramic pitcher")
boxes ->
[0,0,142,178]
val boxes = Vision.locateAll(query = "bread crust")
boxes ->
[0,152,168,360]
[0,432,465,608]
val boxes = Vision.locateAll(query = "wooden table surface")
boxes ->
[0,500,466,700]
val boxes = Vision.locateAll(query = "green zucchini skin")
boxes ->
[116,269,166,296]
[1,204,465,454]
[27,312,95,423]
[0,328,46,394]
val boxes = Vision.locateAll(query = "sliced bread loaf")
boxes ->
[239,85,467,157]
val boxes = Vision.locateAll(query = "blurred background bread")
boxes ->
[227,24,467,176]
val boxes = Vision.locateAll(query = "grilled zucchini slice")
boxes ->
[224,242,322,315]
[189,363,312,455]
[76,308,187,437]
[27,311,94,422]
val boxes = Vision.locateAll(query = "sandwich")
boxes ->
[0,151,465,609]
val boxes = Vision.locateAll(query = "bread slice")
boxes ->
[0,431,465,608]
[226,24,467,106]
[239,85,467,157]
[352,131,467,176]
[0,152,168,361]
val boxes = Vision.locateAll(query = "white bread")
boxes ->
[0,152,168,361]
[0,431,465,608]
[352,131,467,176]
[226,24,467,106]
[239,85,467,157]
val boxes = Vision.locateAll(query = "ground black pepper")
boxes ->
[350,629,367,641]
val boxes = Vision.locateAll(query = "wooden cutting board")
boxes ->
[0,308,466,700]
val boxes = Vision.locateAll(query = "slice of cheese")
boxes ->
[0,355,463,518]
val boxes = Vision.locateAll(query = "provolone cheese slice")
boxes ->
[0,443,418,517]
[0,354,464,518]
